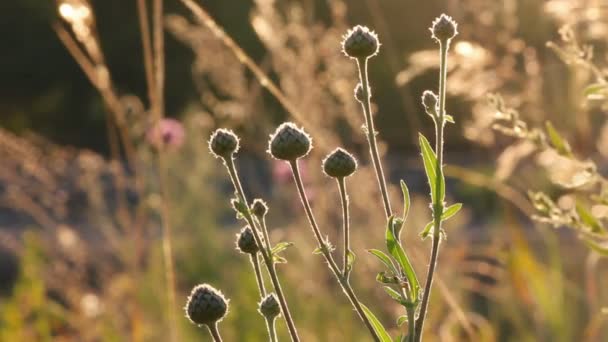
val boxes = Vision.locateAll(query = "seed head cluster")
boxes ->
[236,226,259,255]
[251,199,269,218]
[322,148,358,178]
[342,25,380,59]
[421,90,438,116]
[268,122,312,161]
[209,129,240,159]
[185,284,229,326]
[259,293,281,319]
[430,14,458,43]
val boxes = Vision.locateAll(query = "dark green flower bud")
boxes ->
[342,25,380,59]
[236,226,259,254]
[421,90,438,116]
[322,148,358,178]
[354,83,371,103]
[209,129,239,159]
[430,14,458,43]
[268,123,312,161]
[251,199,268,218]
[185,284,229,326]
[258,293,281,319]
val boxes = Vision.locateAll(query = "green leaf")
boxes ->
[312,247,323,255]
[271,242,293,255]
[545,121,573,157]
[383,286,404,304]
[376,271,399,284]
[396,315,408,326]
[368,249,398,274]
[272,255,287,263]
[584,83,608,98]
[346,250,356,271]
[445,114,455,123]
[576,203,604,233]
[386,216,420,299]
[441,203,462,221]
[231,197,250,220]
[360,304,393,342]
[419,221,433,240]
[419,133,445,203]
[400,180,411,226]
[582,238,608,256]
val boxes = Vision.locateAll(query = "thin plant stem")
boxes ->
[136,0,156,108]
[356,57,392,218]
[289,160,381,342]
[251,253,267,297]
[259,216,273,255]
[414,40,449,342]
[207,323,223,342]
[406,306,416,342]
[337,177,350,277]
[265,318,278,342]
[223,157,301,342]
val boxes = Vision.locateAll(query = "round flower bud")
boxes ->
[259,293,281,319]
[208,129,239,159]
[430,14,458,42]
[251,199,268,218]
[421,90,438,116]
[268,122,312,161]
[342,25,380,59]
[236,226,259,255]
[354,83,371,103]
[322,148,358,178]
[185,284,229,326]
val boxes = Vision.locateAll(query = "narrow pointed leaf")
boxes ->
[582,238,608,256]
[360,304,393,342]
[545,121,573,157]
[386,216,420,299]
[401,180,411,223]
[576,203,604,233]
[396,315,408,326]
[369,249,398,274]
[419,221,433,240]
[441,203,462,221]
[419,134,437,203]
[271,242,293,255]
[383,286,404,304]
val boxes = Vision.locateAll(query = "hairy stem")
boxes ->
[207,323,223,342]
[414,40,449,341]
[251,253,267,297]
[224,157,300,342]
[266,318,278,342]
[289,161,380,342]
[337,177,351,277]
[357,57,392,218]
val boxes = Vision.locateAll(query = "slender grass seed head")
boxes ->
[185,284,229,326]
[322,148,358,178]
[236,226,259,255]
[342,25,380,59]
[268,123,312,161]
[251,199,269,219]
[259,293,281,319]
[431,14,458,43]
[209,128,240,159]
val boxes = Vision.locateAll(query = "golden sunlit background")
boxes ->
[1,0,608,341]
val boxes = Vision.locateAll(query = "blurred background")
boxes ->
[1,0,608,341]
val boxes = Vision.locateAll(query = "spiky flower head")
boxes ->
[185,284,229,326]
[208,129,240,159]
[421,90,438,116]
[268,122,312,161]
[322,148,358,178]
[354,83,371,103]
[342,25,380,59]
[251,199,268,218]
[236,226,259,255]
[259,293,281,319]
[430,14,458,43]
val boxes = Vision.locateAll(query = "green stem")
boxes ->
[207,322,223,342]
[265,318,278,342]
[337,177,351,277]
[224,157,300,342]
[250,253,266,297]
[357,57,392,218]
[406,306,416,342]
[289,160,380,342]
[414,40,449,342]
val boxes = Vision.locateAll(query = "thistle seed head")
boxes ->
[236,226,259,255]
[354,83,371,103]
[322,148,358,178]
[259,293,281,319]
[268,122,312,161]
[251,199,268,218]
[430,14,458,43]
[342,25,380,59]
[421,90,438,116]
[209,129,240,159]
[185,284,229,326]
